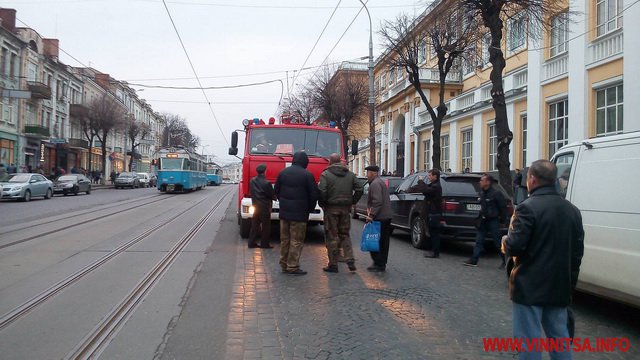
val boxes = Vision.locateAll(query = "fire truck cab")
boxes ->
[228,117,357,238]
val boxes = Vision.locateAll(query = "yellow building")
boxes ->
[350,0,635,177]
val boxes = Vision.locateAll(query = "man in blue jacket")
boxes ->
[275,151,319,275]
[502,160,584,359]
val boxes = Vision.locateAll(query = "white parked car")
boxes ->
[137,172,151,188]
[0,173,54,201]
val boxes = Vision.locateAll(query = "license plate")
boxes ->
[167,185,175,191]
[466,204,481,211]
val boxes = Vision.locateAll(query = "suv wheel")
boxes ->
[410,215,428,249]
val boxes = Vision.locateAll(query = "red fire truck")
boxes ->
[228,117,357,238]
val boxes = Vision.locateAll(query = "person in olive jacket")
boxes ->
[502,159,584,357]
[248,163,274,249]
[318,153,364,272]
[274,151,319,275]
[364,165,392,272]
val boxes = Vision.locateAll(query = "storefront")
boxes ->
[0,132,17,167]
[89,147,103,172]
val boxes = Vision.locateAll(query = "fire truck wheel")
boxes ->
[240,218,251,238]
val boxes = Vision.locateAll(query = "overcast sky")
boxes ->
[5,0,427,164]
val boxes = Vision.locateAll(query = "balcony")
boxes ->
[27,81,52,100]
[418,68,462,84]
[68,138,89,149]
[587,29,623,66]
[542,53,568,82]
[23,125,50,138]
[69,103,89,118]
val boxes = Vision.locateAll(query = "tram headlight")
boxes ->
[248,205,255,215]
[242,119,250,126]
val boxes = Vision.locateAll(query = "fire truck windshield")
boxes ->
[249,128,341,157]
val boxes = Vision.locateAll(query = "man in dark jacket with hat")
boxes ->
[364,165,393,272]
[502,159,584,358]
[274,151,319,275]
[318,153,364,273]
[248,163,274,249]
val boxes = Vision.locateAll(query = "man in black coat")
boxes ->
[464,173,507,267]
[422,169,443,258]
[248,163,274,249]
[502,159,584,358]
[274,151,319,275]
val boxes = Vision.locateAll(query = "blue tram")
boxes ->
[156,147,207,192]
[206,163,222,186]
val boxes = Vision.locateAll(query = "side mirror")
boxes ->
[229,131,238,155]
[351,140,359,156]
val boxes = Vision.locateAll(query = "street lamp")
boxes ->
[358,0,376,167]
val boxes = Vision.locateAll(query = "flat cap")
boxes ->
[364,165,379,172]
[256,163,267,174]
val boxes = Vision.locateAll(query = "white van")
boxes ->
[551,131,640,307]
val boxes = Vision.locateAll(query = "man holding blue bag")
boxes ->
[363,165,393,272]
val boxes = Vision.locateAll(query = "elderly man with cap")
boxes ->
[248,163,275,249]
[364,165,393,272]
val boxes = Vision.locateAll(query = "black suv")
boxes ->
[390,172,513,248]
[352,177,403,219]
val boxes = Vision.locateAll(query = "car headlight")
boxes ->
[12,186,22,191]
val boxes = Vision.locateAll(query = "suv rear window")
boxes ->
[442,177,482,196]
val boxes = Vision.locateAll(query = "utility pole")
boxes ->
[359,0,376,166]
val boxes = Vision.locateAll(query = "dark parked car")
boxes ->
[54,174,92,195]
[115,172,140,189]
[352,176,404,219]
[388,172,513,249]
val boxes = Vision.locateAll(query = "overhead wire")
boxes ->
[161,0,229,146]
[288,0,343,95]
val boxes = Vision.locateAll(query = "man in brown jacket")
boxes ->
[364,165,393,272]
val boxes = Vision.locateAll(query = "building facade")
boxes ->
[0,8,162,179]
[350,0,637,177]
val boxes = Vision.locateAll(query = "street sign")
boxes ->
[50,138,67,144]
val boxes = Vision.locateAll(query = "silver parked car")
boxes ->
[115,172,140,189]
[1,173,54,201]
[54,174,92,195]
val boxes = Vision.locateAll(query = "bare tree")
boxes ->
[279,89,321,125]
[308,65,369,152]
[460,0,567,194]
[124,115,152,171]
[76,106,97,172]
[159,113,200,151]
[379,9,477,170]
[87,93,127,184]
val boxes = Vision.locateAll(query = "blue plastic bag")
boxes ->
[361,221,381,252]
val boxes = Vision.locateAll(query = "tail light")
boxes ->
[442,201,460,212]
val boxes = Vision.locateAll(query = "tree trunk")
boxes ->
[487,14,514,197]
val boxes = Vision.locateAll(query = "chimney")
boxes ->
[95,73,111,90]
[0,8,17,33]
[43,38,60,60]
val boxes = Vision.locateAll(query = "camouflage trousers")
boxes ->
[323,206,354,267]
[279,219,307,271]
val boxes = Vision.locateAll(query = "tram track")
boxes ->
[0,187,232,334]
[0,193,177,250]
[63,189,231,360]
